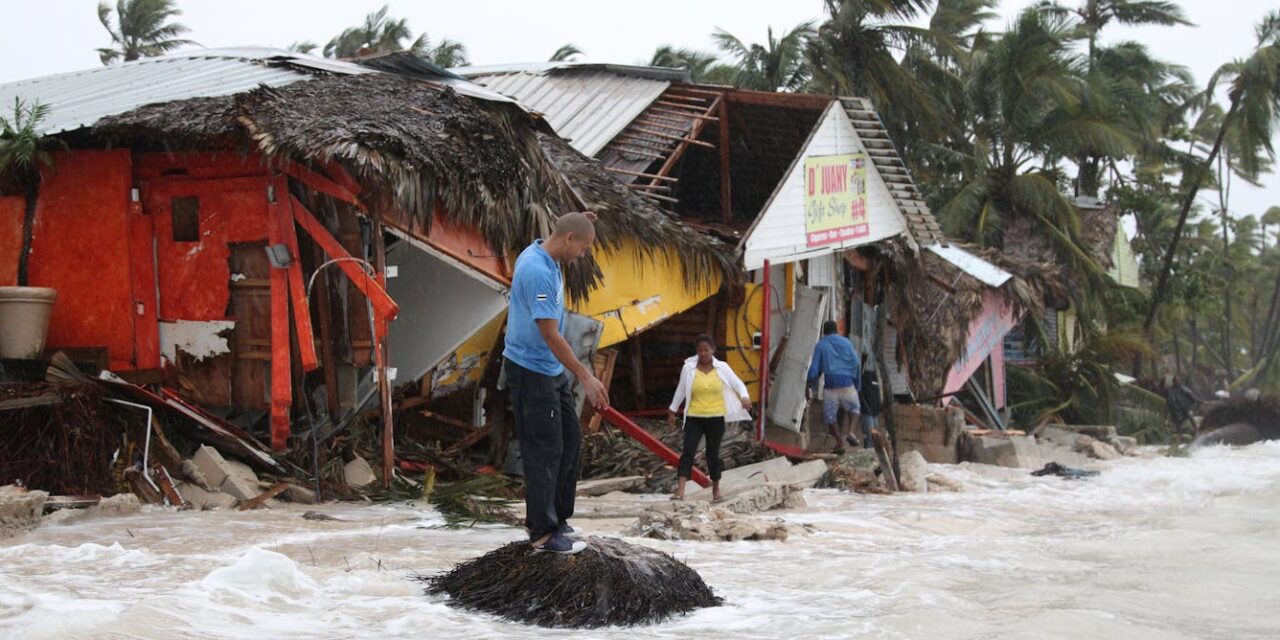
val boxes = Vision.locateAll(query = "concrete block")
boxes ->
[0,487,48,528]
[89,494,141,518]
[190,446,231,492]
[899,441,959,465]
[576,476,645,497]
[965,434,1045,469]
[344,455,376,488]
[1111,436,1138,455]
[898,451,929,492]
[1057,424,1118,441]
[176,482,238,510]
[285,483,317,504]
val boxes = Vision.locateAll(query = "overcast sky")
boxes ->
[1,0,1275,218]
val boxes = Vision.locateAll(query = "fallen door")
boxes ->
[768,285,828,432]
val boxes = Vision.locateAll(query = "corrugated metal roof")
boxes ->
[926,243,1013,288]
[0,49,325,136]
[469,69,670,156]
[457,61,689,83]
[0,47,519,137]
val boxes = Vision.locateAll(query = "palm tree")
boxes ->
[1038,0,1190,60]
[803,0,936,120]
[424,39,468,67]
[96,0,195,65]
[324,5,425,58]
[0,99,57,286]
[550,44,583,62]
[1037,1,1192,197]
[1144,10,1280,333]
[711,22,813,91]
[1262,205,1280,249]
[938,8,1130,306]
[287,41,318,55]
[324,5,467,66]
[648,46,738,84]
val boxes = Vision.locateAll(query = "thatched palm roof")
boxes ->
[890,240,1064,400]
[536,132,741,294]
[96,73,735,300]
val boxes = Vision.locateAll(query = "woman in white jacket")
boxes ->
[666,335,752,501]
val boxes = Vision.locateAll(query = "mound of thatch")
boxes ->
[1201,395,1280,439]
[425,536,721,628]
[0,381,120,495]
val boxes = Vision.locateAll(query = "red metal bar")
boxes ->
[758,260,771,442]
[598,406,710,488]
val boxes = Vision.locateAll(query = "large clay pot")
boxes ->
[0,286,57,359]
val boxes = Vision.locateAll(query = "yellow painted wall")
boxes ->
[722,282,765,401]
[570,242,721,348]
[429,310,507,396]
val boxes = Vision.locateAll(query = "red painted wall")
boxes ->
[0,196,22,286]
[144,177,270,320]
[27,150,136,369]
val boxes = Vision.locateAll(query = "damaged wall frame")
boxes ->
[383,227,510,389]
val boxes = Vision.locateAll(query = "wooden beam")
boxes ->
[648,107,719,122]
[646,96,722,192]
[289,195,400,321]
[310,236,341,417]
[654,100,710,112]
[601,167,679,182]
[636,191,679,204]
[719,98,732,225]
[443,423,494,458]
[275,158,360,207]
[237,482,291,510]
[321,161,363,196]
[372,220,395,489]
[283,197,318,372]
[726,90,834,110]
[619,127,715,149]
[268,179,294,452]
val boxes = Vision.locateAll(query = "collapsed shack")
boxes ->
[425,536,721,628]
[0,353,289,510]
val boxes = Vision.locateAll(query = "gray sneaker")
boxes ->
[535,533,587,555]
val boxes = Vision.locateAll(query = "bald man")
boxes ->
[503,211,609,555]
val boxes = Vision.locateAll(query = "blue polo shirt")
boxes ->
[503,240,565,376]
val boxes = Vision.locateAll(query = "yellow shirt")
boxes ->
[687,368,726,417]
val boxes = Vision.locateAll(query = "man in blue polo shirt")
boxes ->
[504,211,608,555]
[808,320,861,454]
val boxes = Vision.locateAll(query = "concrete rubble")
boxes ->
[623,502,797,542]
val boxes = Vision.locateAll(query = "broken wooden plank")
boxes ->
[443,424,494,458]
[152,463,191,510]
[289,194,400,322]
[237,481,291,511]
[0,394,60,411]
[42,495,101,512]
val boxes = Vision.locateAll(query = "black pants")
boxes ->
[506,358,581,541]
[677,416,726,482]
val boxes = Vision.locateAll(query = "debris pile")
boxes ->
[425,536,721,628]
[581,420,774,493]
[624,503,797,542]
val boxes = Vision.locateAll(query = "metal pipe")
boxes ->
[105,398,161,494]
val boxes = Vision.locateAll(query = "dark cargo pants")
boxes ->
[505,358,581,541]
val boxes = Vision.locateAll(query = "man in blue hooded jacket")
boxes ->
[807,321,861,453]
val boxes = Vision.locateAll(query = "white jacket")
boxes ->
[668,356,752,425]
